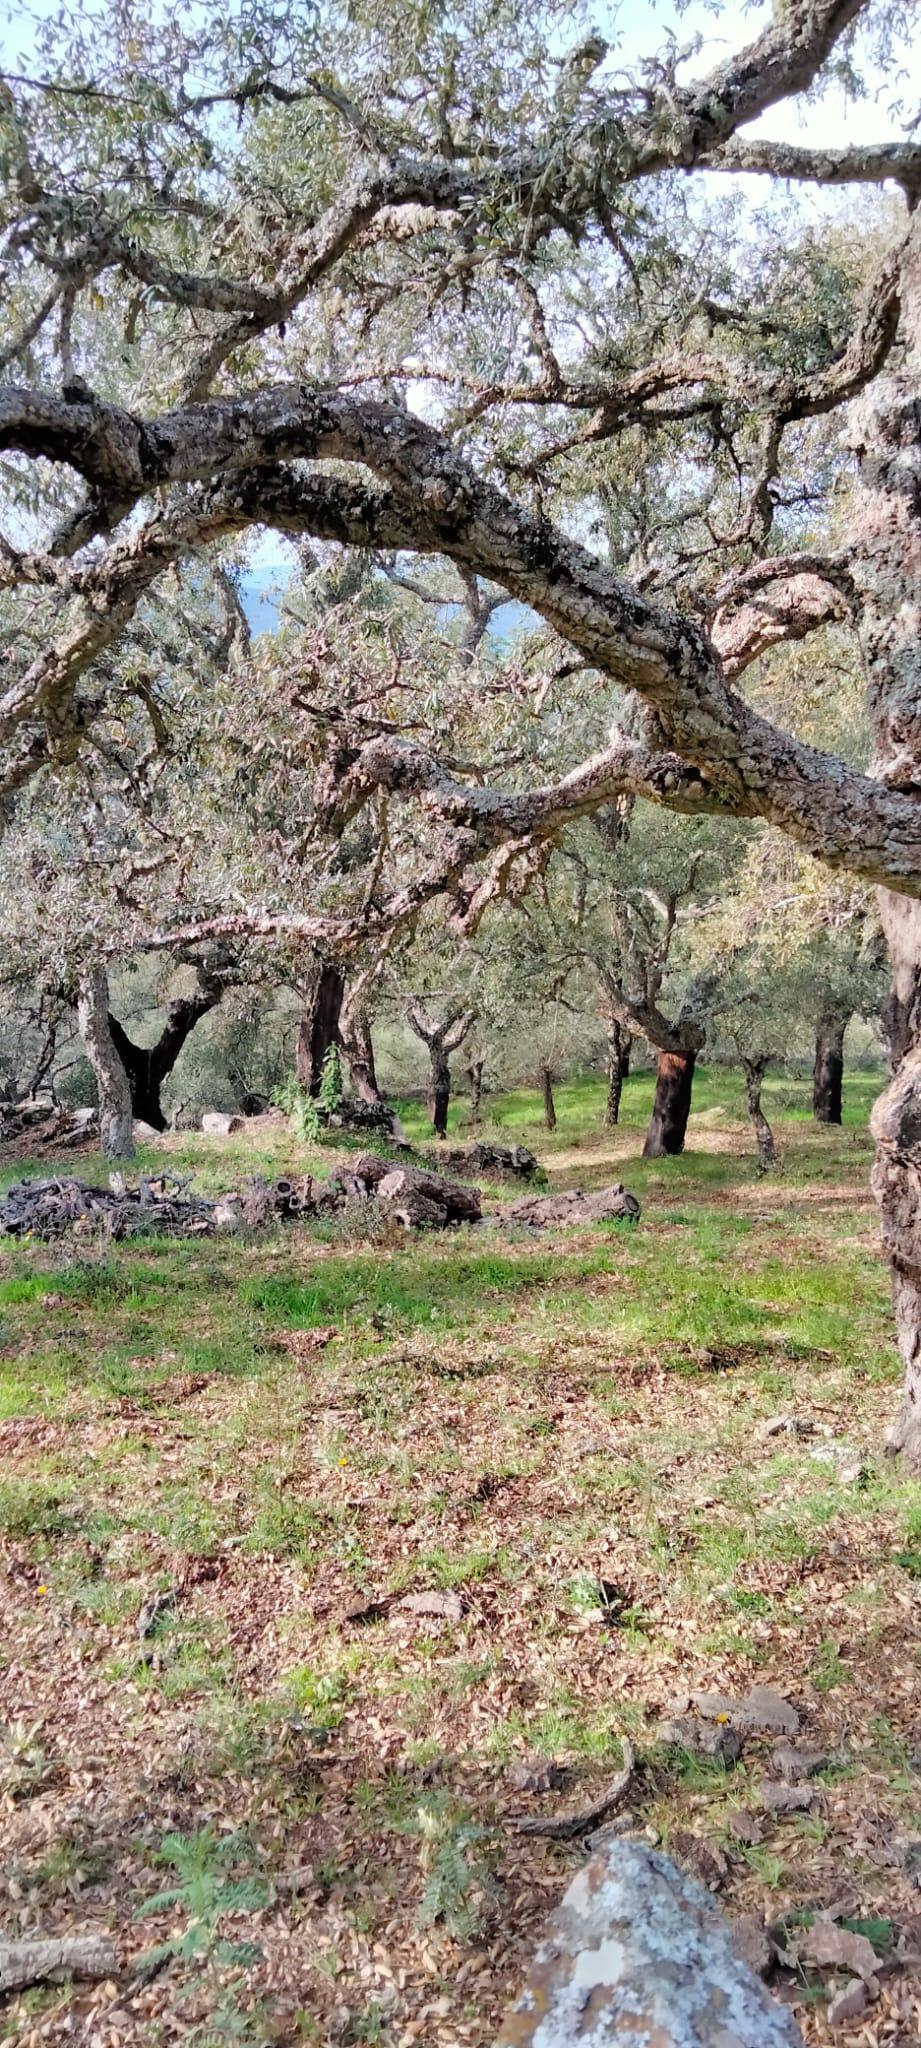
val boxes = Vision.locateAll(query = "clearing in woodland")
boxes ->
[1,1067,919,2045]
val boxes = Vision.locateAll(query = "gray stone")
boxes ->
[771,1741,827,1782]
[759,1778,814,1813]
[657,1715,743,1764]
[827,1979,868,2026]
[493,1839,804,2045]
[691,1684,799,1735]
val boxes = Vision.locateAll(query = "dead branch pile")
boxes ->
[0,1172,219,1240]
[0,1153,483,1241]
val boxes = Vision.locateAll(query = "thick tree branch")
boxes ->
[708,138,921,199]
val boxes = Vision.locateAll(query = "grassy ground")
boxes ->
[1,1065,919,2045]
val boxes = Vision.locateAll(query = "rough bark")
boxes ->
[0,1934,118,1994]
[108,984,222,1130]
[295,960,344,1094]
[493,1838,803,2047]
[76,967,134,1160]
[466,1056,485,1123]
[339,1002,382,1104]
[643,1049,697,1157]
[428,1047,449,1138]
[812,1016,846,1124]
[541,1063,557,1132]
[871,952,921,1470]
[743,1055,779,1171]
[851,213,921,1469]
[603,1021,632,1127]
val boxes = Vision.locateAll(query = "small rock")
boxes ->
[657,1714,743,1764]
[827,1979,868,2026]
[731,1914,774,1979]
[759,1778,814,1813]
[505,1758,566,1795]
[691,1684,799,1736]
[392,1589,464,1623]
[728,1808,764,1845]
[798,1920,880,1983]
[771,1741,827,1782]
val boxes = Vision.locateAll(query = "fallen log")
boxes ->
[374,1161,481,1226]
[0,1933,117,1993]
[506,1183,640,1228]
[494,1838,803,2047]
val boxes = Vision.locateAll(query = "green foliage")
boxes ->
[134,1827,270,1972]
[407,1797,498,1939]
[318,1044,344,1115]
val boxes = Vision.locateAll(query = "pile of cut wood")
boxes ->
[0,1156,640,1242]
[0,1172,219,1240]
[0,1154,482,1241]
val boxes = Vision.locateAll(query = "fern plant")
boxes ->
[134,1826,270,1972]
[408,1797,498,1939]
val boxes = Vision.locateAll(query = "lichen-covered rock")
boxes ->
[493,1839,803,2047]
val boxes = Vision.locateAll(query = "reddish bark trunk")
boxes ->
[642,1049,696,1157]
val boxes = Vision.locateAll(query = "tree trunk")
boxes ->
[742,1056,778,1172]
[541,1063,557,1132]
[295,961,344,1094]
[812,1017,845,1125]
[341,1005,382,1104]
[871,897,921,1469]
[429,1047,450,1137]
[466,1056,485,1123]
[643,1049,696,1157]
[108,988,220,1130]
[851,213,921,1469]
[603,1022,631,1127]
[76,968,135,1159]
